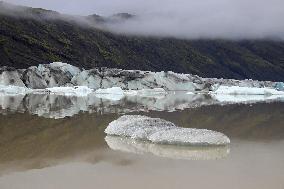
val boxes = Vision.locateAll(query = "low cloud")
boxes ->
[4,0,284,40]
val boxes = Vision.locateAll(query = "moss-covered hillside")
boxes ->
[0,4,284,81]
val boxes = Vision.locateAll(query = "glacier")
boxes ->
[105,115,230,146]
[1,62,284,119]
[0,62,280,93]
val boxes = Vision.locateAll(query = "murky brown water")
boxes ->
[0,102,284,189]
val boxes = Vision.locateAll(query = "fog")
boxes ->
[3,0,284,40]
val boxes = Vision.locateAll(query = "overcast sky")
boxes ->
[4,0,284,40]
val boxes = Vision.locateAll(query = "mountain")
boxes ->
[0,2,284,81]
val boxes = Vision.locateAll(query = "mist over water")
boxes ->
[3,0,284,40]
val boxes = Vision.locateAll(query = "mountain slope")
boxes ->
[0,3,284,81]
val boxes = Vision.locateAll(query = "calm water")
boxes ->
[0,94,284,189]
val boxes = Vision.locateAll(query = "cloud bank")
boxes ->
[4,0,284,40]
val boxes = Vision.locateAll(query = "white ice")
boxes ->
[105,115,230,146]
[124,88,167,98]
[95,87,125,101]
[46,86,94,96]
[212,94,284,103]
[39,62,81,76]
[211,85,284,95]
[0,85,30,95]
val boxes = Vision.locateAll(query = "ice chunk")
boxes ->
[44,62,81,76]
[0,85,30,95]
[46,86,93,96]
[0,70,25,87]
[275,82,284,91]
[105,115,230,146]
[105,136,230,160]
[211,85,284,95]
[211,94,284,103]
[95,87,124,95]
[124,88,167,98]
[95,87,125,101]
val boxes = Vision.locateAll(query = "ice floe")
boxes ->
[94,87,125,101]
[211,85,284,95]
[0,85,30,95]
[105,115,230,146]
[125,88,167,97]
[46,86,94,96]
[211,94,284,103]
[105,136,230,160]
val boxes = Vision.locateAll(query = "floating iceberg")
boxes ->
[211,85,284,95]
[105,136,230,160]
[124,88,167,98]
[46,86,94,96]
[211,94,284,103]
[275,82,284,91]
[95,87,125,101]
[105,115,230,146]
[0,85,30,95]
[210,85,284,103]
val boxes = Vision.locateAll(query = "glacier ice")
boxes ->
[105,136,230,160]
[46,86,94,96]
[211,85,284,95]
[95,87,125,101]
[275,82,284,91]
[0,62,283,96]
[105,115,230,146]
[0,85,30,95]
[211,94,284,103]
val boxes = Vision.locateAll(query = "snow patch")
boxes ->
[105,115,230,146]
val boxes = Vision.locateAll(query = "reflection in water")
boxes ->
[0,93,215,119]
[0,102,284,189]
[105,136,230,160]
[1,92,283,119]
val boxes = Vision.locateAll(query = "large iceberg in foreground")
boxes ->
[105,115,230,146]
[105,136,230,160]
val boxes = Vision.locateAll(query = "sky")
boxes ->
[4,0,284,40]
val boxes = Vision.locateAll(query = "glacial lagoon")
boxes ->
[0,92,284,189]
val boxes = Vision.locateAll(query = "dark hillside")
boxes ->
[0,3,284,81]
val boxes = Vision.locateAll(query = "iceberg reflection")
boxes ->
[105,136,230,160]
[1,91,283,119]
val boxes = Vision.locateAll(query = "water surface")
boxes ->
[0,95,283,189]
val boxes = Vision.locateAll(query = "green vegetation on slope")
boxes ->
[0,12,284,81]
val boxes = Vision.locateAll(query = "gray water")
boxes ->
[0,93,284,189]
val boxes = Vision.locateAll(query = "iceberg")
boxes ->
[211,94,284,103]
[105,136,230,160]
[124,88,167,98]
[46,86,94,96]
[0,85,30,95]
[275,82,284,91]
[211,85,284,95]
[95,87,125,101]
[105,115,230,146]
